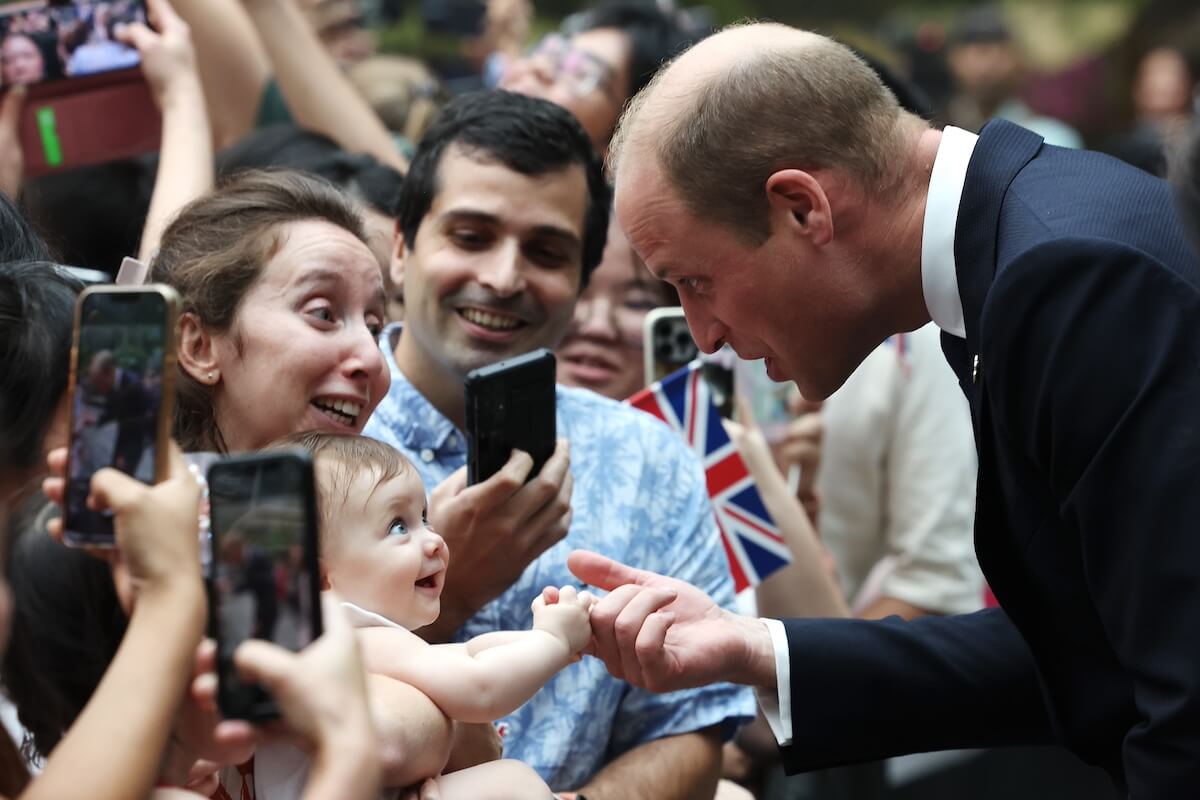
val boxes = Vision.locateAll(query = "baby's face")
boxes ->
[321,464,448,629]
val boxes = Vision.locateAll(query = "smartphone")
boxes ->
[208,450,322,722]
[642,307,734,418]
[2,0,159,176]
[465,348,556,486]
[643,307,697,387]
[63,284,178,547]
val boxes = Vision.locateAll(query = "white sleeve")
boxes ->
[755,617,793,746]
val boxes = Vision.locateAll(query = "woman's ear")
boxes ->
[177,311,220,386]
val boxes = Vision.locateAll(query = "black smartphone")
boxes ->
[465,348,556,486]
[63,284,178,547]
[207,450,322,722]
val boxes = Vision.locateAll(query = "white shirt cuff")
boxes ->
[754,617,792,747]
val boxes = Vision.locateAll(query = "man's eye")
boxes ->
[388,518,408,537]
[451,229,488,248]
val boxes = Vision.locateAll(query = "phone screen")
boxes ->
[64,288,170,546]
[0,0,145,89]
[208,452,321,721]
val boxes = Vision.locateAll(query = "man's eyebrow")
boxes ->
[440,208,582,252]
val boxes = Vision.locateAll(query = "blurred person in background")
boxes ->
[946,5,1082,148]
[0,31,59,85]
[501,1,701,155]
[1106,46,1196,177]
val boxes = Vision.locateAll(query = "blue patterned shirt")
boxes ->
[363,325,755,791]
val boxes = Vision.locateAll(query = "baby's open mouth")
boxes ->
[416,575,437,589]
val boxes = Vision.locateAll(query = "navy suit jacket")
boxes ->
[778,120,1200,797]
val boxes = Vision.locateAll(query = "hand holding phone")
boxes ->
[208,450,323,722]
[64,284,179,547]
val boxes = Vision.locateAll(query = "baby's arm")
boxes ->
[357,586,594,724]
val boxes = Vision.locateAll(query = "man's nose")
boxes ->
[477,244,525,297]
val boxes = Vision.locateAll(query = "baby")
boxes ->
[261,431,594,799]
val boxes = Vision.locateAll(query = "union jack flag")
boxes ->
[626,361,792,592]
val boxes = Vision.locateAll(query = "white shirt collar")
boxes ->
[340,600,408,630]
[920,126,978,340]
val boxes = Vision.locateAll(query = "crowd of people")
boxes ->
[0,0,1198,799]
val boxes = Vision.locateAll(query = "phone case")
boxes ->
[207,449,323,722]
[62,284,180,547]
[464,349,557,486]
[643,307,698,388]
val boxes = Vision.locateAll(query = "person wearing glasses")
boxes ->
[501,2,702,155]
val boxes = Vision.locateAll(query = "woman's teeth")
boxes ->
[313,399,361,426]
[460,308,521,331]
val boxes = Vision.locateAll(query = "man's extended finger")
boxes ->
[192,671,218,711]
[613,587,677,687]
[568,550,655,592]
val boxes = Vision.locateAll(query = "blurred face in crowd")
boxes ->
[2,34,45,85]
[557,217,674,401]
[948,40,1020,110]
[501,28,632,151]
[1134,48,1194,122]
[394,145,588,384]
[204,220,390,451]
[616,158,873,402]
[303,0,376,66]
[321,462,448,629]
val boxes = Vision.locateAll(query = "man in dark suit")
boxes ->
[567,22,1200,798]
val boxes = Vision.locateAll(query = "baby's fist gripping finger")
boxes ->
[533,585,593,654]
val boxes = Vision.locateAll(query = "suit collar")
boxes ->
[953,119,1045,356]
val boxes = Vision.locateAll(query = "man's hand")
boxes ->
[568,550,777,692]
[0,84,25,198]
[424,439,573,638]
[532,584,596,656]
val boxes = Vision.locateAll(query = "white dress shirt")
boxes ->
[758,126,980,746]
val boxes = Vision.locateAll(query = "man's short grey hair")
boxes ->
[613,30,915,245]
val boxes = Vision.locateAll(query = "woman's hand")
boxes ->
[115,0,200,110]
[44,442,204,614]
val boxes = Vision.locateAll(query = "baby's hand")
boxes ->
[532,585,596,656]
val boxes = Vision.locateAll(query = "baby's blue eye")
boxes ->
[388,519,408,537]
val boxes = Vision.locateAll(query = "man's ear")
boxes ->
[390,222,407,291]
[765,169,834,247]
[177,311,220,386]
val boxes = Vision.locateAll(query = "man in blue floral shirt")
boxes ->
[362,90,754,797]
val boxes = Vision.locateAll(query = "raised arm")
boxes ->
[359,586,593,723]
[28,445,207,800]
[168,0,269,148]
[239,0,407,172]
[116,0,214,262]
